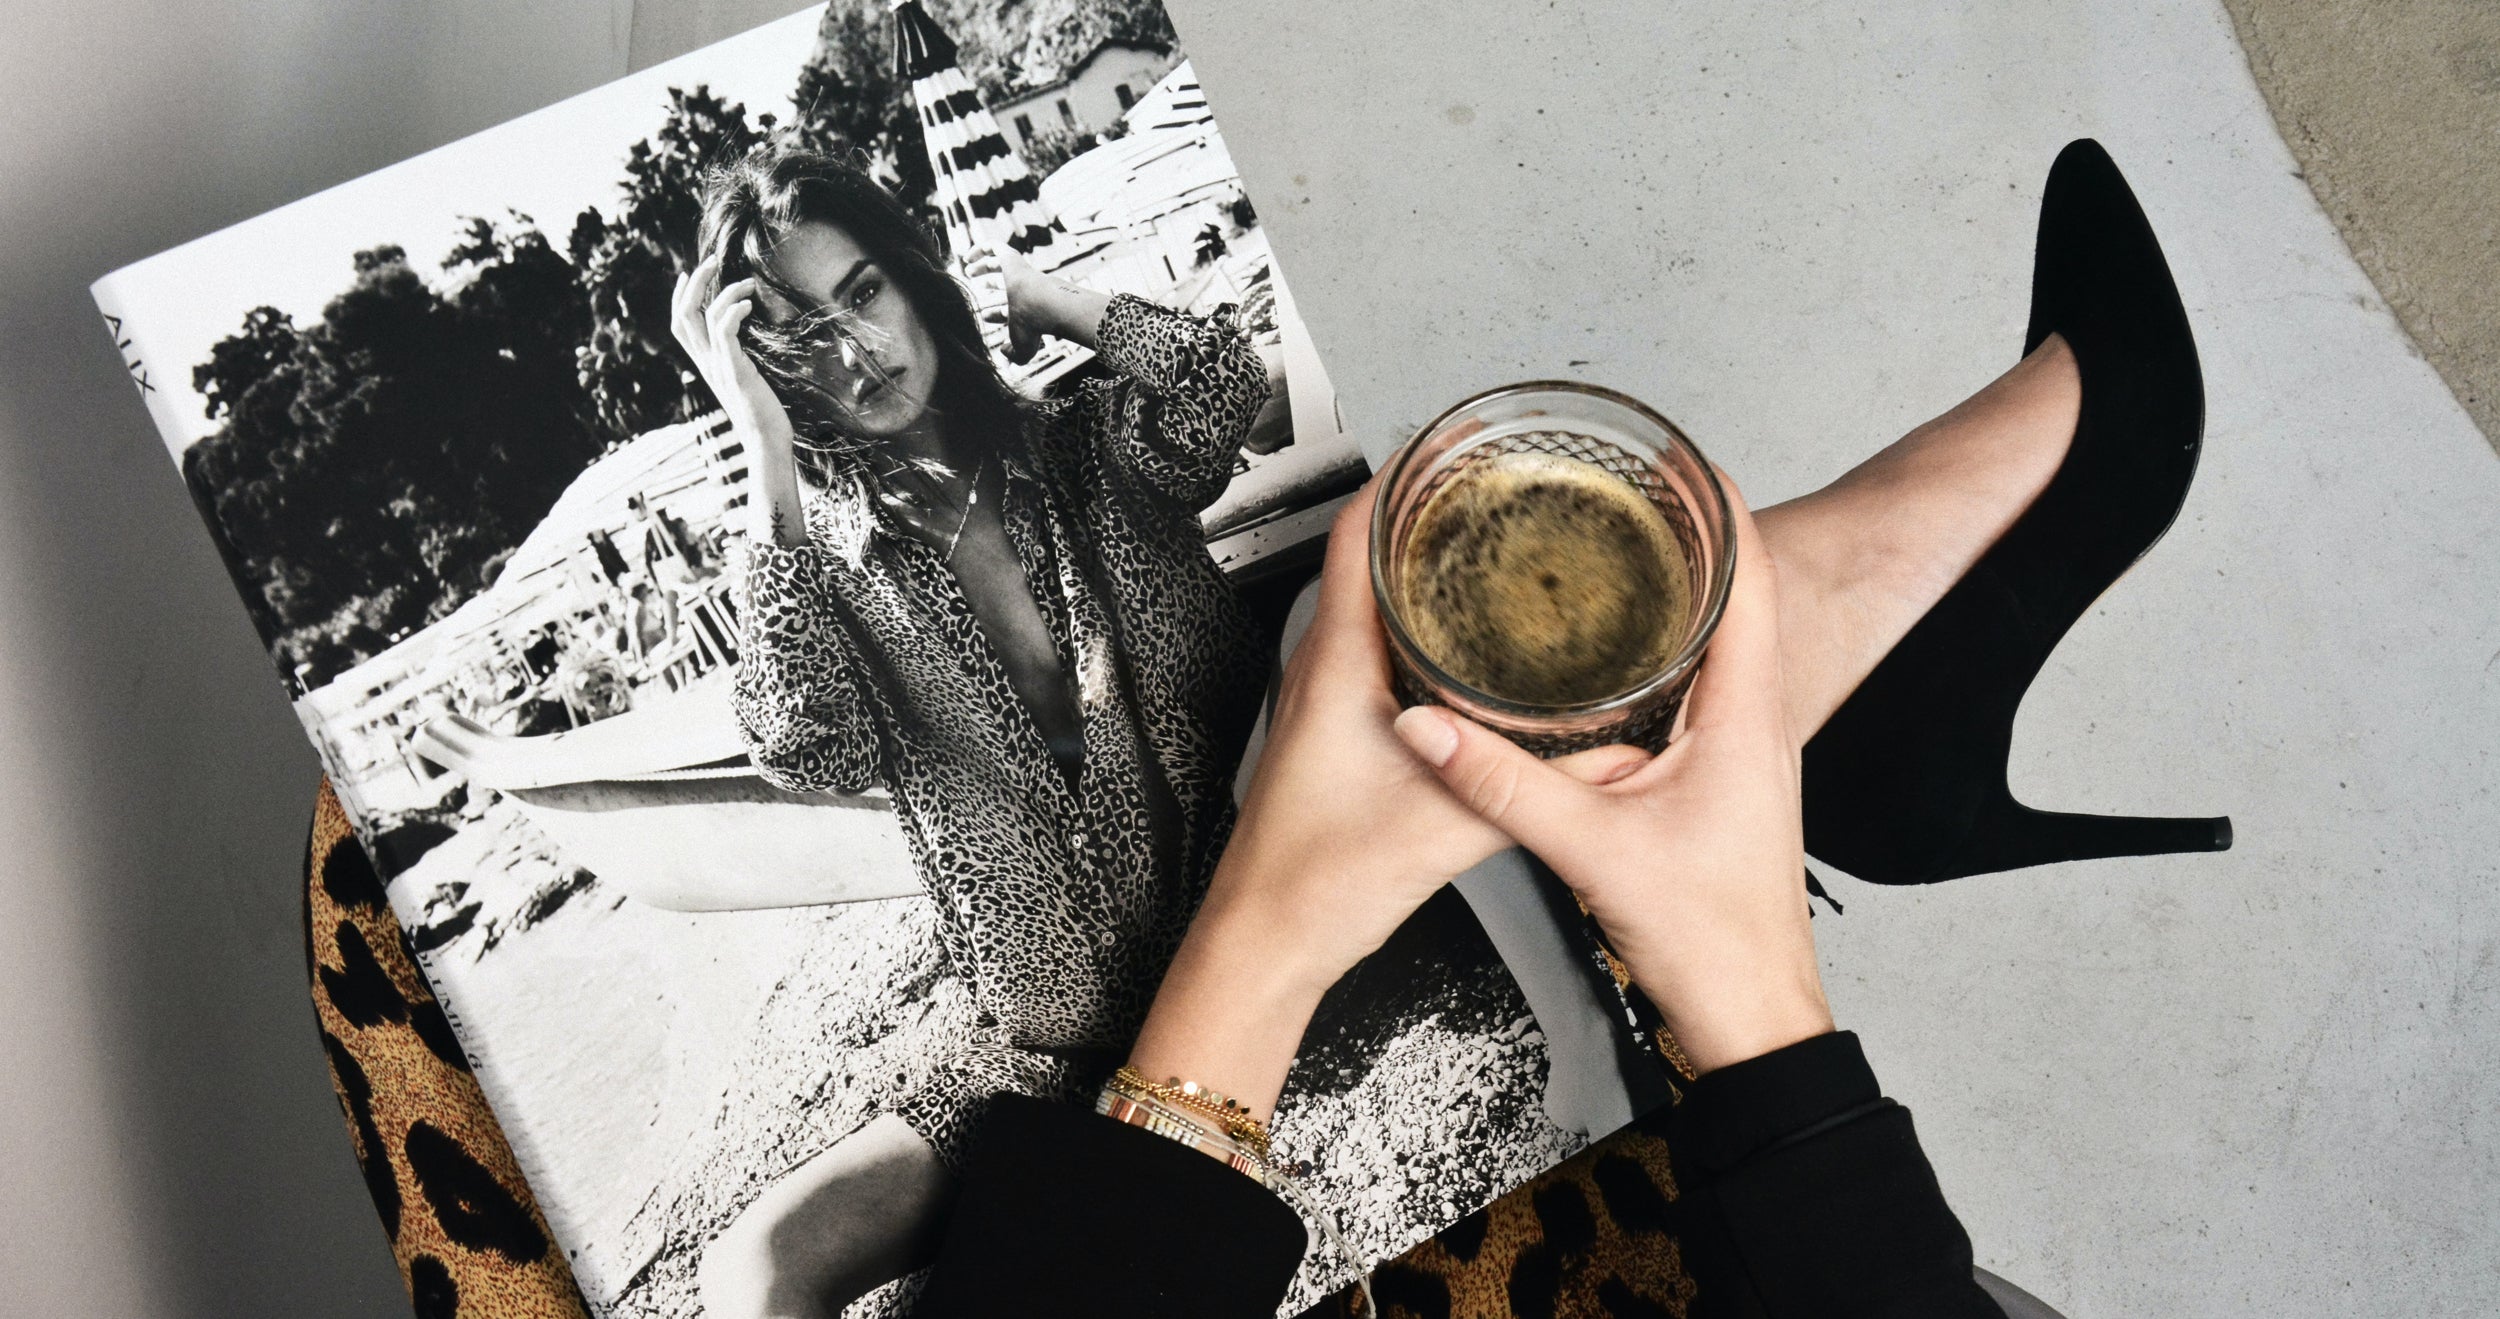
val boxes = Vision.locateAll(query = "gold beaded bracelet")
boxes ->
[1091,1078,1377,1318]
[1093,1088,1272,1186]
[1108,1066,1272,1159]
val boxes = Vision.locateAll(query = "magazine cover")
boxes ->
[92,3,1600,1312]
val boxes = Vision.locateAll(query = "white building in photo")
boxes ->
[1041,62,1250,299]
[992,38,1179,146]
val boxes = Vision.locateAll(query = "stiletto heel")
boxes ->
[1800,139,2233,886]
[1960,800,2234,876]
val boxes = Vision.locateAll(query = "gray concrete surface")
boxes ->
[2,1,2493,1316]
[2225,0,2500,453]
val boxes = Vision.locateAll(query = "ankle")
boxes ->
[1757,336,2083,741]
[2003,332,2081,466]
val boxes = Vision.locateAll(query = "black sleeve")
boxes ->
[1667,1031,2007,1318]
[915,1093,1309,1318]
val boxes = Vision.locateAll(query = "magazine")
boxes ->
[92,3,1617,1312]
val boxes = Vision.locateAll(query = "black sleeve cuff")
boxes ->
[1665,1033,2002,1318]
[1674,1030,1884,1175]
[915,1094,1309,1319]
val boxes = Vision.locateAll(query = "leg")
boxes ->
[1756,334,2080,743]
[697,1113,951,1319]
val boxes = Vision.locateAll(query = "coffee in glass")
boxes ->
[1370,381,1734,756]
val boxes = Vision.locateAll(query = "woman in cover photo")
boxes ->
[670,143,1277,1315]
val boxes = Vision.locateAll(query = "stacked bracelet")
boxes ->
[1093,1088,1272,1186]
[1107,1066,1273,1159]
[1091,1071,1376,1318]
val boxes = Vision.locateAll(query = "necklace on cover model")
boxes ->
[875,451,989,561]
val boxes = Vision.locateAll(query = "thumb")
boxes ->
[1393,706,1602,857]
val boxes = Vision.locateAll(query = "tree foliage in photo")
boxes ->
[571,85,771,439]
[187,234,603,687]
[183,0,1192,691]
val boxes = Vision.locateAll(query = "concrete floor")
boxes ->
[2225,0,2500,454]
[1,2,2492,1316]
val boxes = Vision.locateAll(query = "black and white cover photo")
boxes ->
[92,3,1613,1312]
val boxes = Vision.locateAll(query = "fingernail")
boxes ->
[1393,706,1460,767]
[1599,754,1649,784]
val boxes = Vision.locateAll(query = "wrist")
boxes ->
[1003,268,1057,326]
[1645,962,1834,1075]
[1015,273,1109,347]
[1188,830,1466,1012]
[1125,896,1333,1121]
[736,401,795,452]
[1591,893,1834,1076]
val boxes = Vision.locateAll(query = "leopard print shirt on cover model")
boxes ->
[731,293,1271,1167]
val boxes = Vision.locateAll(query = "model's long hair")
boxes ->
[696,145,1025,491]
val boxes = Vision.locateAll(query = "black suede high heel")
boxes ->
[1799,139,2233,885]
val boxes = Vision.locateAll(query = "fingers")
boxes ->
[1300,477,1400,679]
[709,299,754,361]
[1550,744,1654,786]
[1678,472,1789,744]
[674,250,723,326]
[1392,706,1601,859]
[681,267,756,369]
[1310,478,1381,635]
[705,277,758,331]
[670,268,703,348]
[965,243,1026,277]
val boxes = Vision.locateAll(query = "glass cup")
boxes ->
[1369,381,1736,756]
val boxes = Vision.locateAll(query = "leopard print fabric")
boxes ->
[1307,1124,1697,1319]
[305,779,590,1319]
[730,293,1273,1166]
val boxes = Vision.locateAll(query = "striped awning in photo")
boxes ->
[890,0,1064,263]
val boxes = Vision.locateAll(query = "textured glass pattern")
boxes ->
[1372,383,1732,757]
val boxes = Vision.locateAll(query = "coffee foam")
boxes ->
[1394,446,1694,707]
